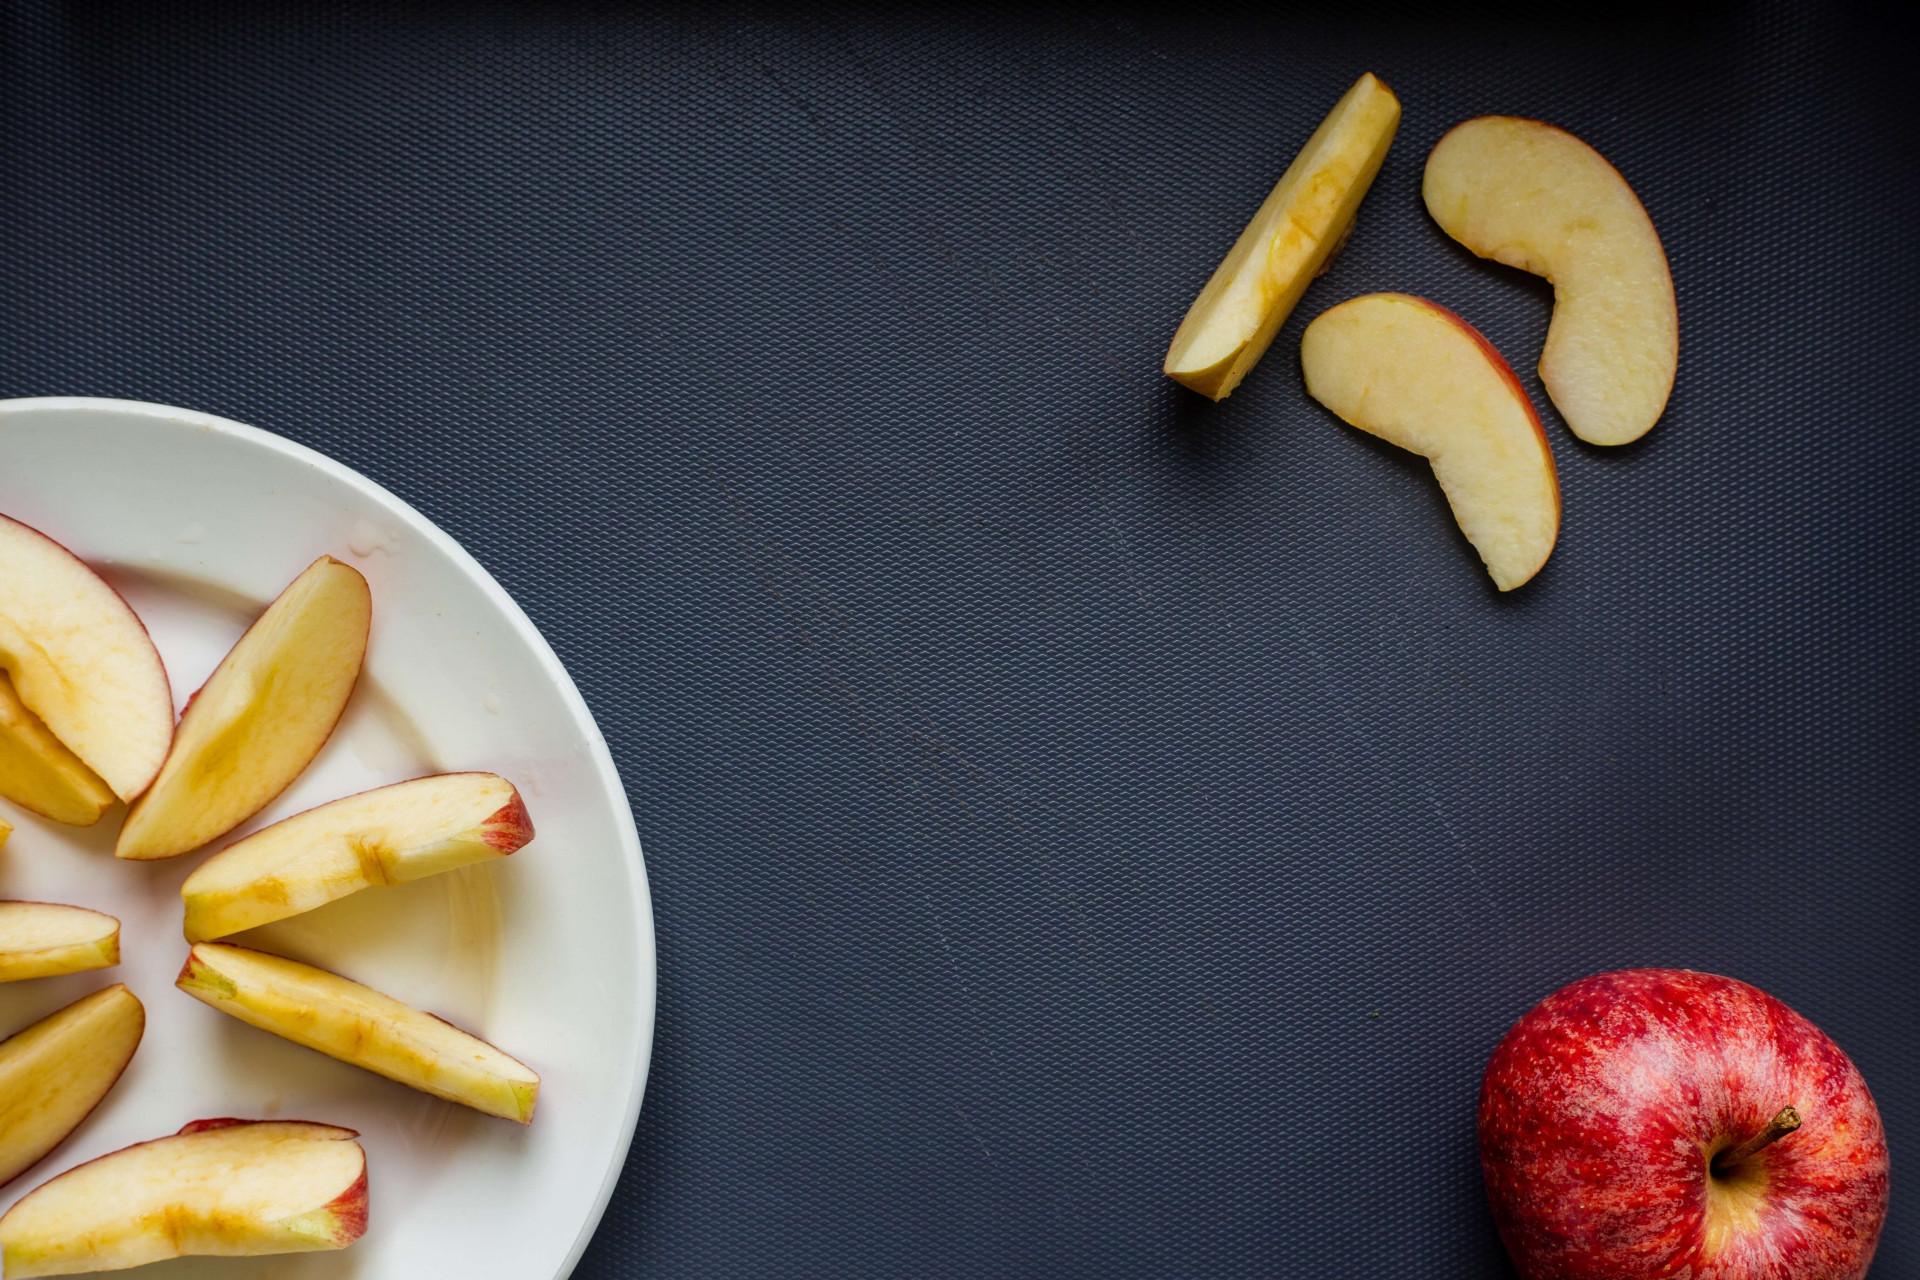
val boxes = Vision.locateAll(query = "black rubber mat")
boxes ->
[3,3,1915,1276]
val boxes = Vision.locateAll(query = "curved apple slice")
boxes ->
[183,772,535,942]
[0,514,173,804]
[1302,293,1560,590]
[1423,116,1677,446]
[0,903,121,984]
[117,556,371,861]
[0,1118,365,1276]
[0,985,145,1190]
[0,673,116,828]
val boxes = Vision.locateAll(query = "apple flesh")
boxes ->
[0,514,173,805]
[0,985,145,1189]
[117,555,372,861]
[182,771,535,942]
[1164,71,1401,400]
[179,942,540,1123]
[0,673,116,827]
[0,903,120,983]
[1481,969,1888,1280]
[0,1118,366,1276]
[1301,292,1560,590]
[1424,116,1677,446]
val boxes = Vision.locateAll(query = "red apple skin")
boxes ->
[478,786,535,852]
[1480,970,1888,1280]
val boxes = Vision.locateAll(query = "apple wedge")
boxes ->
[1301,293,1560,590]
[1,986,144,1190]
[1164,72,1401,401]
[182,772,534,942]
[0,1118,366,1276]
[1424,116,1677,445]
[179,943,540,1123]
[0,903,120,984]
[116,555,371,861]
[0,673,116,828]
[0,514,173,806]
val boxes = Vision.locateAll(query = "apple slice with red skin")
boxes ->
[1301,292,1560,590]
[0,1118,366,1276]
[181,771,535,942]
[0,673,116,828]
[0,903,120,983]
[117,555,372,861]
[1482,969,1888,1280]
[0,985,145,1190]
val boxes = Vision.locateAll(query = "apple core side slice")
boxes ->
[0,514,173,804]
[182,772,535,942]
[0,985,145,1190]
[1164,71,1401,401]
[0,672,116,828]
[0,902,122,984]
[1423,116,1677,445]
[0,1118,366,1277]
[116,555,372,861]
[1301,293,1560,591]
[179,943,540,1123]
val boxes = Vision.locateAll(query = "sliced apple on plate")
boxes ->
[0,903,121,984]
[1164,71,1402,401]
[0,513,173,813]
[179,942,540,1123]
[1301,293,1560,590]
[117,555,372,861]
[0,1118,366,1276]
[0,985,145,1189]
[182,772,535,941]
[0,673,117,828]
[1423,116,1677,445]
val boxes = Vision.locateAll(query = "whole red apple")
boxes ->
[1480,969,1888,1279]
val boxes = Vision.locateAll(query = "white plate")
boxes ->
[0,398,655,1280]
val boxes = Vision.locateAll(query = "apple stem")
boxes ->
[1712,1107,1802,1175]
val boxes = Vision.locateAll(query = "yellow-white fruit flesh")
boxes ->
[0,672,115,827]
[1165,72,1402,400]
[179,944,539,1123]
[0,1120,365,1277]
[0,986,145,1189]
[117,556,371,861]
[0,903,120,984]
[0,515,173,803]
[1302,293,1560,591]
[1423,116,1677,445]
[182,772,532,941]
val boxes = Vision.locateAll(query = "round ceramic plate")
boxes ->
[0,397,655,1279]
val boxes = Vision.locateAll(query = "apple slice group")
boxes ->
[0,985,146,1190]
[0,903,121,983]
[118,555,372,861]
[180,943,540,1123]
[1424,116,1677,445]
[183,772,536,942]
[0,1118,367,1277]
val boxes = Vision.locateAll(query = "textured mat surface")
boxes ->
[3,3,1916,1276]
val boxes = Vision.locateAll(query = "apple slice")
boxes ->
[0,903,121,984]
[0,514,173,804]
[0,986,145,1190]
[1164,72,1401,401]
[182,772,535,942]
[1423,116,1677,445]
[179,943,540,1123]
[1301,293,1560,590]
[116,556,372,861]
[0,1118,366,1276]
[0,672,116,828]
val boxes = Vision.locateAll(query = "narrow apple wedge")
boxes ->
[0,673,117,827]
[0,903,121,984]
[0,514,173,808]
[1164,72,1401,401]
[179,943,540,1123]
[0,985,145,1189]
[1424,116,1677,445]
[117,555,371,861]
[1302,293,1560,590]
[0,1118,366,1276]
[182,772,535,942]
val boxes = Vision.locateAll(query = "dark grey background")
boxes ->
[3,2,1915,1276]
